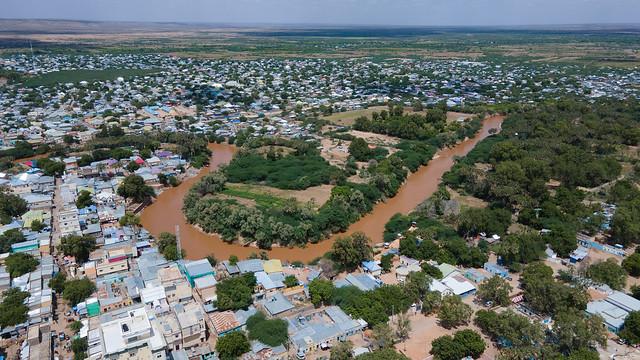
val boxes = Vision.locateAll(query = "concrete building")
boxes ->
[58,207,81,237]
[587,291,640,333]
[99,306,167,360]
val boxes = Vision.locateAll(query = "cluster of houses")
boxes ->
[3,54,640,150]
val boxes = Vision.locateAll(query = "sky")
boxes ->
[2,0,639,27]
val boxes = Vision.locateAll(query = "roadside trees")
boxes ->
[476,276,512,306]
[437,295,473,329]
[63,278,97,305]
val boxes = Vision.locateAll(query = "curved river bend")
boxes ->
[140,115,504,262]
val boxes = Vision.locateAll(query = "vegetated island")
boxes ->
[182,105,486,249]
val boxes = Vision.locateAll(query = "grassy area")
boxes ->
[323,106,388,126]
[222,185,287,208]
[22,68,163,87]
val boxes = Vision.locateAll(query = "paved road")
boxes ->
[51,177,64,247]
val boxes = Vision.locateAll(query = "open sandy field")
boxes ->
[322,106,389,126]
[447,187,488,209]
[397,311,499,360]
[446,111,474,124]
[348,130,401,146]
[319,138,350,167]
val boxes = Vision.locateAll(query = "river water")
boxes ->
[140,115,504,262]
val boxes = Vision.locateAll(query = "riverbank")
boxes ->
[140,115,504,262]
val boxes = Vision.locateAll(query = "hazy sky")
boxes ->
[3,0,639,26]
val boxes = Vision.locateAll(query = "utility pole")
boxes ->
[29,41,35,73]
[175,225,182,260]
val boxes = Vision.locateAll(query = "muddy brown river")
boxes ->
[140,115,504,262]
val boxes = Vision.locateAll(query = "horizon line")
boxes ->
[2,17,640,30]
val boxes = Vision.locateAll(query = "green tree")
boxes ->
[620,311,640,345]
[331,231,372,271]
[117,174,155,203]
[156,232,184,260]
[522,262,589,316]
[0,288,29,327]
[437,295,472,329]
[586,258,627,290]
[63,278,96,305]
[69,320,83,334]
[567,348,599,360]
[380,254,393,273]
[126,161,140,172]
[631,285,640,300]
[453,329,486,359]
[0,228,26,252]
[49,272,67,293]
[623,253,640,277]
[475,309,544,348]
[284,275,299,288]
[75,190,94,209]
[348,137,373,161]
[371,323,395,349]
[63,134,77,145]
[0,191,28,223]
[431,335,465,360]
[30,219,45,232]
[38,158,65,176]
[5,253,39,278]
[476,276,512,306]
[611,201,640,246]
[215,331,250,360]
[309,278,335,307]
[421,263,443,279]
[246,312,288,346]
[421,291,443,315]
[357,348,409,360]
[216,273,256,311]
[552,309,606,355]
[59,234,96,264]
[71,338,88,360]
[330,340,353,360]
[393,311,412,343]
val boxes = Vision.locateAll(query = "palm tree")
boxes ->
[394,311,412,350]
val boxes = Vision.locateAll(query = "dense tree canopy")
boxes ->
[215,273,256,311]
[476,276,512,306]
[0,288,29,328]
[437,295,473,329]
[475,309,544,349]
[75,189,94,209]
[444,99,639,249]
[0,190,28,225]
[59,235,96,264]
[63,278,96,305]
[585,258,627,290]
[5,253,39,278]
[621,311,640,345]
[431,329,486,360]
[331,232,373,271]
[520,262,588,316]
[246,312,288,346]
[215,331,250,360]
[117,175,155,203]
[623,253,640,277]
